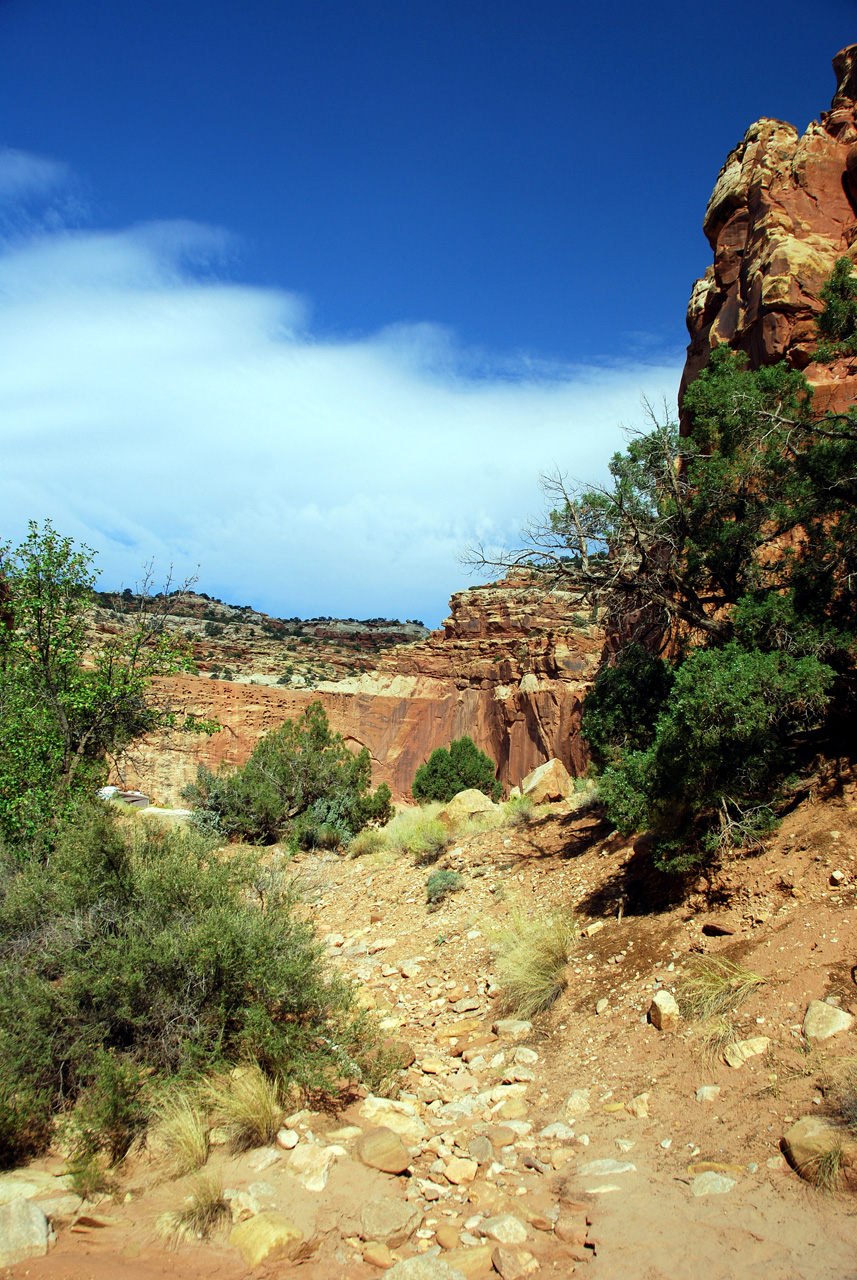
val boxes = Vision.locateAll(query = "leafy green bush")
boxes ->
[425,868,463,904]
[0,805,383,1168]
[581,644,675,767]
[183,701,392,845]
[816,255,857,359]
[412,736,501,803]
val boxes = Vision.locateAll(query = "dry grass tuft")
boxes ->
[801,1144,847,1193]
[156,1169,228,1244]
[204,1064,283,1153]
[501,795,535,828]
[493,906,576,1018]
[677,954,766,1021]
[694,1015,741,1071]
[149,1092,210,1178]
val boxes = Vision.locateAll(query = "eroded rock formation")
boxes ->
[116,576,601,805]
[681,43,857,417]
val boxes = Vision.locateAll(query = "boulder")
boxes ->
[287,1142,339,1191]
[360,1198,421,1248]
[444,1157,478,1185]
[356,1126,412,1174]
[492,1246,539,1279]
[481,1213,528,1244]
[802,1000,855,1041]
[782,1115,857,1181]
[648,989,680,1031]
[0,1200,52,1267]
[361,1095,429,1142]
[442,1244,495,1277]
[438,789,498,825]
[520,758,572,803]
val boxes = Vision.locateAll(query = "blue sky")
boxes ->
[0,1,854,624]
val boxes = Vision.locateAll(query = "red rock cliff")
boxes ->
[681,44,857,417]
[116,576,600,805]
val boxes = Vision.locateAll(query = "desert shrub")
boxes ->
[204,1065,283,1152]
[381,805,451,862]
[157,1169,228,1244]
[412,736,501,804]
[346,827,385,858]
[677,954,766,1021]
[426,868,463,905]
[183,701,392,845]
[493,907,576,1018]
[501,795,534,827]
[149,1090,210,1178]
[581,644,675,767]
[0,805,382,1168]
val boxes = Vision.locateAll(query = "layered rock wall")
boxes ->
[116,576,601,805]
[681,44,857,417]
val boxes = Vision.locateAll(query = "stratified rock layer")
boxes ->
[114,577,601,803]
[680,44,857,418]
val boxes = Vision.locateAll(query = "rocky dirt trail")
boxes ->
[3,790,857,1280]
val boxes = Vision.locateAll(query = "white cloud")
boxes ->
[0,148,68,203]
[0,175,683,625]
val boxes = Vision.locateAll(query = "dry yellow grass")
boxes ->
[156,1169,228,1244]
[493,905,576,1018]
[204,1064,283,1152]
[149,1091,210,1178]
[677,954,766,1021]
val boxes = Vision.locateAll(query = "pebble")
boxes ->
[577,1159,636,1177]
[648,989,680,1032]
[691,1172,737,1196]
[802,1000,855,1041]
[481,1213,528,1244]
[565,1089,591,1118]
[696,1086,721,1103]
[444,1157,478,1185]
[595,998,609,1015]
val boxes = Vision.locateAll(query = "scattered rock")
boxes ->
[384,1256,467,1279]
[595,998,609,1015]
[436,1225,460,1249]
[481,1213,528,1244]
[369,938,397,954]
[565,1089,591,1118]
[491,1246,539,1279]
[288,1142,339,1191]
[444,1157,479,1185]
[696,1085,721,1103]
[276,1127,299,1149]
[442,1244,495,1277]
[724,1036,770,1069]
[802,1000,855,1041]
[577,1159,636,1177]
[364,1240,396,1268]
[360,1198,421,1248]
[361,1096,429,1142]
[0,1200,52,1267]
[248,1147,281,1172]
[691,1172,737,1196]
[226,1190,260,1223]
[229,1212,304,1267]
[648,989,680,1032]
[357,1126,412,1174]
[492,1019,533,1041]
[626,1092,650,1118]
[468,1135,494,1165]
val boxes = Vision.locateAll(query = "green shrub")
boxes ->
[383,806,451,862]
[182,701,392,845]
[816,255,857,357]
[0,805,383,1168]
[501,795,534,827]
[581,644,675,768]
[412,736,501,803]
[426,868,463,905]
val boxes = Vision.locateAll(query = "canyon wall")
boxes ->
[116,576,601,805]
[681,43,857,417]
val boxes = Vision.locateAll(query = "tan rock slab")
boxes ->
[442,1243,495,1277]
[360,1198,421,1248]
[438,790,499,824]
[520,758,572,802]
[782,1115,857,1179]
[229,1212,303,1268]
[648,989,680,1032]
[0,1200,51,1267]
[723,1036,770,1069]
[436,1225,461,1249]
[481,1213,528,1244]
[364,1240,396,1269]
[445,1157,479,1185]
[492,1246,540,1279]
[357,1126,412,1174]
[802,1000,855,1041]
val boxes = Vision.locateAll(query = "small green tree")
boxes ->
[0,522,198,848]
[412,736,501,803]
[183,701,392,844]
[816,255,857,359]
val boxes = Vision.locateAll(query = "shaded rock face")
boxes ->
[680,44,857,419]
[114,577,601,804]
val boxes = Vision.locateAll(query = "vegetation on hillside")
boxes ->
[816,255,857,360]
[0,527,389,1169]
[411,734,502,803]
[182,701,392,846]
[0,522,203,849]
[469,273,857,870]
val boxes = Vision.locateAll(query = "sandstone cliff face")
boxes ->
[115,577,601,806]
[681,44,857,417]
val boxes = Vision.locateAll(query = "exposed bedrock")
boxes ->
[117,577,601,805]
[680,43,857,421]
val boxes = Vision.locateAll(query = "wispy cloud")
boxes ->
[0,152,684,625]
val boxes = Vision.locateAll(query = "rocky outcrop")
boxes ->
[115,576,601,805]
[680,44,857,418]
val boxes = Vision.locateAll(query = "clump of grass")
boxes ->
[493,906,576,1018]
[204,1065,283,1153]
[426,868,463,906]
[149,1091,210,1178]
[347,828,385,858]
[501,795,534,828]
[823,1057,857,1130]
[695,1015,741,1071]
[66,1151,115,1201]
[382,805,451,864]
[677,955,766,1021]
[157,1169,228,1244]
[801,1144,847,1193]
